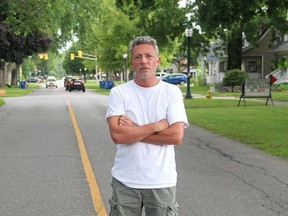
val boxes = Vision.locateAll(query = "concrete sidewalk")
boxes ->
[191,94,288,106]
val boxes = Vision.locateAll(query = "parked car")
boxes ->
[27,77,41,83]
[36,76,44,83]
[68,78,85,92]
[156,72,167,79]
[46,77,58,88]
[162,74,187,85]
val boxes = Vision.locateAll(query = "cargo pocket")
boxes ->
[167,202,179,216]
[109,198,118,216]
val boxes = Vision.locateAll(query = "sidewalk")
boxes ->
[191,94,288,106]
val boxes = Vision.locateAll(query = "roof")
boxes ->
[242,28,273,53]
[273,41,288,54]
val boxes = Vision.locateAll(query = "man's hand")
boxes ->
[155,119,169,132]
[118,115,135,127]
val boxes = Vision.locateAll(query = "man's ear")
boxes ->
[157,57,161,65]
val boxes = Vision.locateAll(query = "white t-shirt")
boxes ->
[106,80,189,189]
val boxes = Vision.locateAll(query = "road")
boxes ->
[0,82,288,216]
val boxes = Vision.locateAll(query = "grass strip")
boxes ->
[185,98,288,159]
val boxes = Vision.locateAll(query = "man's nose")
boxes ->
[139,56,148,63]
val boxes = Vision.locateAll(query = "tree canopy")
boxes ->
[190,0,288,70]
[74,0,188,74]
[1,0,288,86]
[0,0,103,86]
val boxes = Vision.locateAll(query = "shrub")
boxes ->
[279,83,288,91]
[223,69,249,92]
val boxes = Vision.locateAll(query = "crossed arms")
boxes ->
[107,115,185,145]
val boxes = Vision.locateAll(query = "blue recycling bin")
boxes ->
[20,81,26,89]
[105,80,114,89]
[99,81,106,88]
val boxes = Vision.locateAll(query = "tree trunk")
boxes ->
[9,63,18,87]
[0,60,5,87]
[6,62,16,86]
[0,69,3,88]
[227,30,243,70]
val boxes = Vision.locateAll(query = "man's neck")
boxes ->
[134,77,160,88]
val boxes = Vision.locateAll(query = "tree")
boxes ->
[189,0,288,70]
[83,0,188,76]
[0,0,103,86]
[1,0,102,50]
[62,44,85,76]
[116,0,187,56]
[0,22,52,86]
[22,58,35,78]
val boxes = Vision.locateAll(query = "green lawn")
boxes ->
[1,80,288,159]
[0,83,39,96]
[0,83,39,105]
[184,99,288,159]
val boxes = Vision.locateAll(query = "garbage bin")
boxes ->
[99,81,106,88]
[105,80,114,89]
[20,81,26,89]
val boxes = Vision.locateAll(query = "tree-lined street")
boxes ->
[1,85,288,216]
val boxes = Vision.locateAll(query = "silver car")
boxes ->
[46,77,58,88]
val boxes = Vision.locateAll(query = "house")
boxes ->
[203,40,227,84]
[241,28,279,79]
[270,34,288,84]
[203,28,284,84]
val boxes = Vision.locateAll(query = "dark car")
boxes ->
[162,74,187,85]
[64,76,74,89]
[68,78,85,92]
[64,76,80,91]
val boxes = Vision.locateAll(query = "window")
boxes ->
[245,61,261,73]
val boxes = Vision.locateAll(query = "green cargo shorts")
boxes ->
[109,178,179,216]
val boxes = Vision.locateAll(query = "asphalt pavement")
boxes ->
[0,87,288,216]
[177,123,288,216]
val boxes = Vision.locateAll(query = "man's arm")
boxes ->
[110,115,185,145]
[107,115,169,144]
[141,122,185,145]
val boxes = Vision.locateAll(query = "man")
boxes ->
[106,36,189,215]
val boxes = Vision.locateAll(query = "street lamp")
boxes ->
[185,26,193,99]
[123,53,128,82]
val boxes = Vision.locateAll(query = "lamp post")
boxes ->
[185,26,193,99]
[123,53,128,82]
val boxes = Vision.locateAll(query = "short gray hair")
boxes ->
[129,36,159,56]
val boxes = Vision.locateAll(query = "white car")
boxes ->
[156,72,167,79]
[46,77,58,88]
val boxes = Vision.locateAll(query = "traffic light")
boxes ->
[39,53,43,59]
[78,50,82,57]
[70,53,75,60]
[44,53,48,60]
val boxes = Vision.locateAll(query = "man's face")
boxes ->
[130,44,160,80]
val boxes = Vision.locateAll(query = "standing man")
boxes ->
[106,36,189,216]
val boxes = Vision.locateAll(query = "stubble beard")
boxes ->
[135,69,155,80]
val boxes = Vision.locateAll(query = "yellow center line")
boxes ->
[67,100,108,216]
